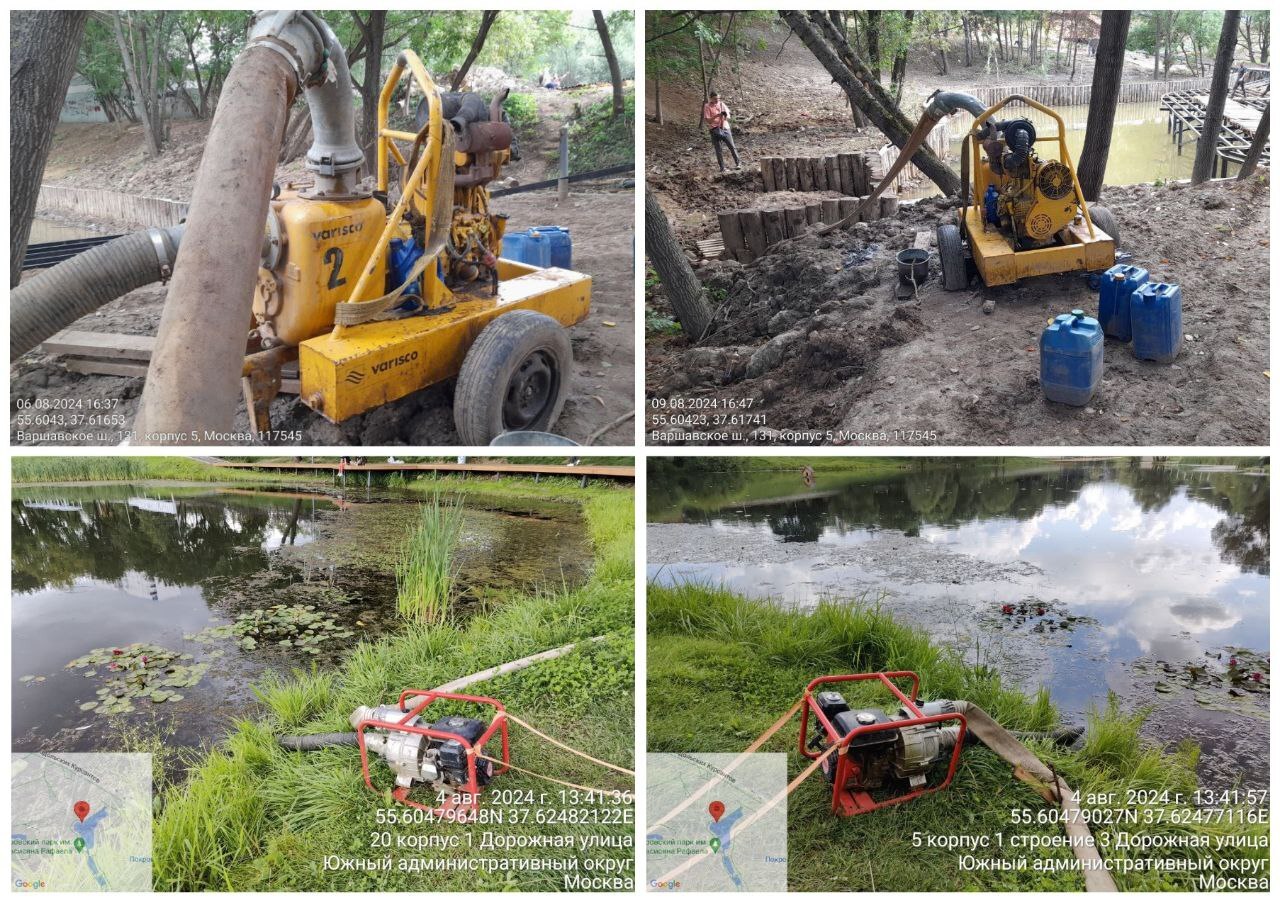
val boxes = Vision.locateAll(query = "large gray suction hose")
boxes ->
[134,10,362,444]
[11,226,183,358]
[278,732,359,751]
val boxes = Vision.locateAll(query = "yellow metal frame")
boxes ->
[293,49,591,424]
[958,94,1114,287]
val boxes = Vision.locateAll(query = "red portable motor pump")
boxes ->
[352,688,509,819]
[799,672,967,816]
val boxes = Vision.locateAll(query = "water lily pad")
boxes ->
[19,675,35,682]
[78,702,97,711]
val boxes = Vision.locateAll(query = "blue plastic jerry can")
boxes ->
[1097,263,1149,342]
[531,226,572,269]
[1041,309,1104,406]
[500,229,550,267]
[1130,282,1182,363]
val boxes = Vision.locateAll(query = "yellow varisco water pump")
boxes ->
[245,48,589,443]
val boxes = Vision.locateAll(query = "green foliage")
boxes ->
[563,89,635,174]
[153,477,634,890]
[502,91,539,131]
[646,11,774,88]
[649,583,1268,891]
[11,457,285,484]
[395,492,465,624]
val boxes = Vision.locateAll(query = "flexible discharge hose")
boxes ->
[10,226,183,358]
[278,732,359,751]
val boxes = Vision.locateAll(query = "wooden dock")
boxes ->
[1161,91,1269,176]
[204,459,635,481]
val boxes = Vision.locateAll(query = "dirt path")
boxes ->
[646,177,1269,446]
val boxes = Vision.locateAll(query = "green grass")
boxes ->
[502,91,539,131]
[152,478,634,891]
[11,457,291,484]
[395,492,465,624]
[648,583,1268,892]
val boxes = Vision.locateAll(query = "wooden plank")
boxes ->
[805,202,821,224]
[811,157,828,191]
[797,157,813,191]
[760,158,776,192]
[784,206,808,238]
[825,156,840,193]
[820,198,841,224]
[717,211,748,262]
[63,358,301,395]
[784,157,799,190]
[761,208,786,247]
[739,209,766,260]
[43,330,155,361]
[912,230,934,250]
[771,158,786,192]
[837,198,859,225]
[837,153,855,195]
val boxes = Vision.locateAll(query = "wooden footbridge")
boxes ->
[198,457,634,483]
[1161,91,1269,176]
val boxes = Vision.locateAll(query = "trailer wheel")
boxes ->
[937,223,968,291]
[454,310,572,445]
[1087,205,1120,249]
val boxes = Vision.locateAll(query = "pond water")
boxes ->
[648,459,1269,790]
[12,483,591,752]
[28,219,103,244]
[901,101,1193,199]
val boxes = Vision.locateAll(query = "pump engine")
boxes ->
[978,117,1082,249]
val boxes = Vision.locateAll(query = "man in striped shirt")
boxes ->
[703,91,742,173]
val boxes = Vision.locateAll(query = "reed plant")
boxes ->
[395,491,465,623]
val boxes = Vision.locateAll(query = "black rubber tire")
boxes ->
[1087,205,1120,249]
[937,223,968,291]
[454,310,573,445]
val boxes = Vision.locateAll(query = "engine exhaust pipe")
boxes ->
[133,10,360,444]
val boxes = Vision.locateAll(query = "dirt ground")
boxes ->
[14,84,634,447]
[646,176,1270,446]
[646,20,1269,447]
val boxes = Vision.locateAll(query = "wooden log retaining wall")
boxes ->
[758,151,877,196]
[965,77,1213,108]
[716,193,900,263]
[37,185,189,228]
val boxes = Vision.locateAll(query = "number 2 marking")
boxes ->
[324,247,346,289]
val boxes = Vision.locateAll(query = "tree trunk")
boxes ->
[451,11,498,92]
[865,11,881,82]
[1236,102,1269,179]
[1076,11,1131,201]
[653,69,663,124]
[353,11,386,163]
[889,10,913,106]
[593,11,625,119]
[781,11,960,196]
[963,17,972,66]
[645,192,712,340]
[113,12,165,156]
[10,10,87,287]
[1192,11,1242,184]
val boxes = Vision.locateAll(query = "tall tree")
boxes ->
[888,10,914,105]
[593,11,625,120]
[10,11,87,287]
[780,11,960,196]
[1236,101,1269,179]
[1192,10,1242,184]
[1076,11,1132,201]
[350,11,386,163]
[112,10,171,156]
[645,192,712,340]
[450,11,498,91]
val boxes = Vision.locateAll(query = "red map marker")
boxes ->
[73,801,90,822]
[708,800,725,823]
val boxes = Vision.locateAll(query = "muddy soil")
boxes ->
[12,184,633,447]
[647,176,1269,446]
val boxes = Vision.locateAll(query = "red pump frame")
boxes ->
[355,689,510,820]
[798,672,966,817]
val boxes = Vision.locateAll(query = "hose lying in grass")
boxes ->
[953,701,1118,893]
[276,636,608,750]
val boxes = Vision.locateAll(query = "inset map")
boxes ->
[12,753,152,891]
[646,753,786,892]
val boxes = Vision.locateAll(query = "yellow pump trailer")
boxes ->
[246,50,589,443]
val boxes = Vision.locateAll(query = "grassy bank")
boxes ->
[152,479,634,891]
[11,457,293,484]
[648,584,1267,892]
